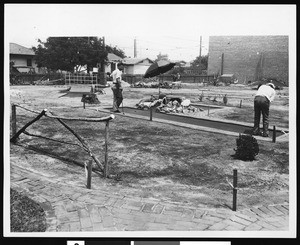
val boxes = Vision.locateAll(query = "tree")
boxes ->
[105,45,126,59]
[191,55,208,74]
[32,37,107,73]
[170,61,185,75]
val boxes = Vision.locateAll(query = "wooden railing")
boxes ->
[10,104,115,186]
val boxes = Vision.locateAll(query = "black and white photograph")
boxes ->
[3,4,296,239]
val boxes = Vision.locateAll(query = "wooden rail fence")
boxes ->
[10,104,115,187]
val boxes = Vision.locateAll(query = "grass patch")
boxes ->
[10,189,47,232]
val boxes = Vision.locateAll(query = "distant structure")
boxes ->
[122,57,154,75]
[156,53,169,61]
[10,43,38,73]
[207,36,289,85]
[104,53,123,73]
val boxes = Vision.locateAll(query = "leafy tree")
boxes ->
[105,45,126,59]
[32,37,107,73]
[191,55,208,74]
[170,61,185,75]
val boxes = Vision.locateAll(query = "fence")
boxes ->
[10,72,215,86]
[122,74,215,85]
[10,104,115,187]
[10,73,64,85]
[64,73,98,85]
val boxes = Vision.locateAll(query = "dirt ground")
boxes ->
[9,83,290,210]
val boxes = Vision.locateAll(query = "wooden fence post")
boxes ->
[233,169,238,211]
[104,120,109,178]
[11,104,17,136]
[85,160,92,189]
[10,109,47,143]
[272,125,276,143]
[150,107,153,121]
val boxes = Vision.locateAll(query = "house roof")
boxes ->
[107,53,123,62]
[10,43,35,56]
[122,57,154,65]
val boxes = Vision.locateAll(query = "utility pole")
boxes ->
[102,36,106,85]
[98,36,106,85]
[134,38,137,58]
[199,36,202,57]
[199,36,202,75]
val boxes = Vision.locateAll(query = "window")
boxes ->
[27,58,32,67]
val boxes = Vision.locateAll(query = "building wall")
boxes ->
[10,54,38,72]
[207,36,289,84]
[124,64,151,75]
[133,64,151,75]
[124,65,134,75]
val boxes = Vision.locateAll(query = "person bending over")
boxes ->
[252,82,276,137]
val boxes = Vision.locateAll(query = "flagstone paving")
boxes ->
[10,164,289,232]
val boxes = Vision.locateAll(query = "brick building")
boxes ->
[207,36,289,85]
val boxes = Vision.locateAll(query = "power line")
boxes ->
[163,35,200,43]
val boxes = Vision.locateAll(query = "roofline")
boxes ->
[10,42,35,55]
[122,57,154,65]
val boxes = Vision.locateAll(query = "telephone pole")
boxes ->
[134,38,137,58]
[98,36,106,85]
[199,36,202,57]
[199,36,202,75]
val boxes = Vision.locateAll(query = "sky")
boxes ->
[5,4,296,62]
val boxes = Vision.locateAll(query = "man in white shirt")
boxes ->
[252,82,276,137]
[110,63,124,113]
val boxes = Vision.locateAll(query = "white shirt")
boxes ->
[110,68,122,83]
[255,84,276,102]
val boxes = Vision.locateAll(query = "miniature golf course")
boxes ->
[115,106,286,138]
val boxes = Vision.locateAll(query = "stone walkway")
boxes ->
[10,164,289,232]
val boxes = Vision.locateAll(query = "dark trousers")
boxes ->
[254,95,270,133]
[112,88,123,111]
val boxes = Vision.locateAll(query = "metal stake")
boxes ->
[104,121,109,178]
[233,169,238,211]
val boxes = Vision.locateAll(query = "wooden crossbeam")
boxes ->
[10,109,47,143]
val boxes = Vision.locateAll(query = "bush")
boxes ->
[233,134,259,161]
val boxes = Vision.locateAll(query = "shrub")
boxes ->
[233,134,259,161]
